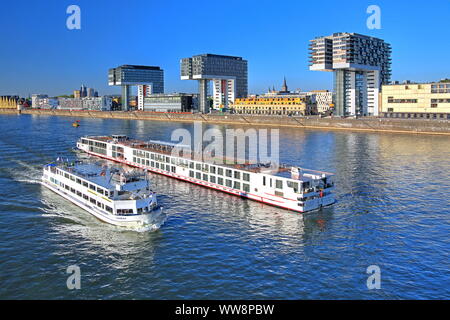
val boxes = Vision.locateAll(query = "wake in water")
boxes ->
[5,159,42,185]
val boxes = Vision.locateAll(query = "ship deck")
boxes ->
[52,162,147,193]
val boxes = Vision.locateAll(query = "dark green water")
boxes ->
[0,114,449,299]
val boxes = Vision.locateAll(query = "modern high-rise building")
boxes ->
[108,65,164,111]
[180,54,248,113]
[80,84,87,98]
[309,32,391,116]
[87,88,95,98]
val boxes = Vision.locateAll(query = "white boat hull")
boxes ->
[41,179,164,228]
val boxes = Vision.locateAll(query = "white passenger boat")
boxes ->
[41,160,164,228]
[76,135,335,213]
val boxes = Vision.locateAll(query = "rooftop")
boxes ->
[113,65,162,71]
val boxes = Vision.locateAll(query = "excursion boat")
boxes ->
[76,135,335,213]
[41,160,164,228]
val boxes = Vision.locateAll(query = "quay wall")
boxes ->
[1,108,450,135]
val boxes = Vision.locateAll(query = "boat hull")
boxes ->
[41,179,163,228]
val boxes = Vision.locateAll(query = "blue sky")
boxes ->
[0,0,449,97]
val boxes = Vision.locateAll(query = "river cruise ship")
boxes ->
[76,135,335,213]
[41,160,164,228]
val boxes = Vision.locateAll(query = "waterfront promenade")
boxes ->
[1,108,450,135]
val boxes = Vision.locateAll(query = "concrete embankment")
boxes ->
[1,108,450,135]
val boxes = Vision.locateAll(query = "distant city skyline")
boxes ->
[0,0,449,97]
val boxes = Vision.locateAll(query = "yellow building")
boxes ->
[0,96,18,109]
[231,96,315,116]
[381,82,450,119]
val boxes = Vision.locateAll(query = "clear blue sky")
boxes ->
[0,0,449,97]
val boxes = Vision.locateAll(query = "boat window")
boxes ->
[226,179,232,187]
[89,184,96,191]
[196,163,201,170]
[218,177,224,185]
[263,176,266,186]
[210,166,216,174]
[76,178,81,184]
[117,209,134,215]
[151,153,155,160]
[189,162,194,169]
[234,171,240,180]
[90,198,96,204]
[287,181,299,192]
[210,176,216,183]
[243,183,250,192]
[98,188,104,195]
[234,181,241,190]
[226,169,232,177]
[151,161,155,167]
[243,173,250,182]
[189,170,194,178]
[196,172,201,179]
[83,181,88,187]
[202,174,208,181]
[218,168,224,176]
[105,206,113,213]
[276,180,283,189]
[302,181,310,190]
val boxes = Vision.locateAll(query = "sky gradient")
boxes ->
[0,0,449,97]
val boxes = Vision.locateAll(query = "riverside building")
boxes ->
[231,96,315,116]
[0,96,19,109]
[181,54,248,113]
[381,81,450,119]
[58,96,112,111]
[138,93,198,112]
[31,94,58,109]
[309,32,391,116]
